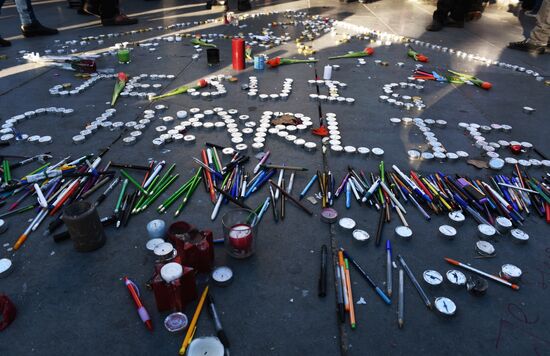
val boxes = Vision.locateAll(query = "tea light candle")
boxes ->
[228,224,253,250]
[187,337,224,356]
[147,219,166,239]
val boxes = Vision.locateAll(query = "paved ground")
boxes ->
[0,0,549,355]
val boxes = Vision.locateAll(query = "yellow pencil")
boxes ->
[179,286,209,355]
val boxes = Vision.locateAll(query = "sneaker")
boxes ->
[0,36,11,47]
[426,21,444,31]
[101,14,138,26]
[508,40,545,54]
[21,22,59,37]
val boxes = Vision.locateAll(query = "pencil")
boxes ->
[179,286,209,355]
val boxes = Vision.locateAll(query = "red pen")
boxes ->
[124,277,153,331]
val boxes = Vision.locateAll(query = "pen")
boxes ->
[386,240,393,297]
[345,181,351,209]
[253,150,270,174]
[207,295,230,349]
[319,245,327,297]
[257,196,271,223]
[375,207,385,247]
[398,269,404,328]
[445,257,520,290]
[124,277,152,331]
[269,180,313,216]
[268,185,279,222]
[94,177,120,207]
[335,265,345,323]
[344,258,356,329]
[343,249,391,305]
[275,167,284,201]
[398,255,432,309]
[338,250,349,311]
[299,174,317,200]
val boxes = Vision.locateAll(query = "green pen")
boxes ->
[114,178,129,214]
[120,169,149,195]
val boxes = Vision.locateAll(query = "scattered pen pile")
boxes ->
[298,161,550,232]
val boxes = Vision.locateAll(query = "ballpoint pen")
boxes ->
[386,240,393,297]
[207,295,230,350]
[375,207,385,247]
[335,265,345,323]
[445,257,520,290]
[268,185,279,222]
[299,174,317,200]
[124,277,152,331]
[318,245,327,297]
[338,250,349,311]
[343,249,391,305]
[398,269,404,329]
[398,255,432,309]
[345,181,351,209]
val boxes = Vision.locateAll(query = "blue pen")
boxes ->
[345,181,351,209]
[257,196,271,223]
[299,174,318,200]
[343,250,391,305]
[386,240,393,297]
[245,170,266,197]
[249,169,276,196]
[497,176,519,212]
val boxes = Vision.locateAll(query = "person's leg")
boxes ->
[99,0,138,26]
[427,0,453,31]
[14,0,38,26]
[0,0,10,46]
[433,0,453,23]
[99,0,117,19]
[508,0,548,53]
[448,0,468,24]
[530,0,550,45]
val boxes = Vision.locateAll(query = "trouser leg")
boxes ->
[530,0,550,45]
[99,0,118,19]
[433,0,453,23]
[14,0,38,26]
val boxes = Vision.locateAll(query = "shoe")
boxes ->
[508,40,545,54]
[101,14,138,26]
[426,21,444,31]
[82,1,100,16]
[466,11,482,21]
[0,36,11,47]
[21,22,59,37]
[524,10,538,17]
[446,18,464,28]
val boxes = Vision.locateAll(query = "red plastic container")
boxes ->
[167,221,214,273]
[151,256,197,312]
